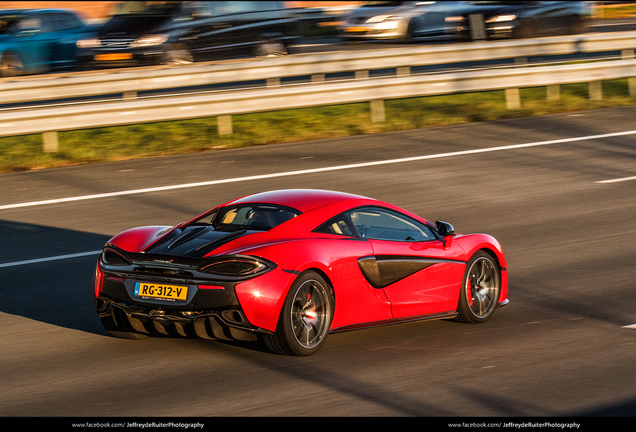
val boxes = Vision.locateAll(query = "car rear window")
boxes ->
[196,204,301,231]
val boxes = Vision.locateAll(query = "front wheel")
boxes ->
[160,45,193,65]
[254,39,288,58]
[263,271,334,356]
[456,252,501,323]
[0,52,23,77]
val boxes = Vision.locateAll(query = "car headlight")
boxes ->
[445,16,465,22]
[366,15,403,23]
[130,34,168,48]
[486,14,517,23]
[76,38,101,48]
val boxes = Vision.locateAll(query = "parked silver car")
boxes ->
[339,1,464,43]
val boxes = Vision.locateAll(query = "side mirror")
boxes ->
[436,220,455,237]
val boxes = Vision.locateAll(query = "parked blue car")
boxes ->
[0,9,96,77]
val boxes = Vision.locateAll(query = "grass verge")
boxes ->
[1,79,635,172]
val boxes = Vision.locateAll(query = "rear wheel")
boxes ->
[457,252,500,323]
[263,271,333,356]
[398,20,415,44]
[512,19,535,39]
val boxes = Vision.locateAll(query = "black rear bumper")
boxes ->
[96,296,272,342]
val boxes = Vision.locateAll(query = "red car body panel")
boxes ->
[100,189,508,342]
[108,225,173,253]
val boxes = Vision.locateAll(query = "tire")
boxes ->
[512,19,535,39]
[0,52,23,77]
[160,45,193,65]
[568,16,587,35]
[254,39,288,58]
[398,21,414,44]
[456,252,501,324]
[263,271,334,356]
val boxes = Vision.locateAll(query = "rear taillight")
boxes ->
[93,262,104,298]
[200,258,268,276]
[101,248,131,266]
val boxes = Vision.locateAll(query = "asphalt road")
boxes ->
[1,106,635,419]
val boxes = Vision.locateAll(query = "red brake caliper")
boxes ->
[306,294,316,326]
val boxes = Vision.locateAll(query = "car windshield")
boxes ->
[198,204,301,231]
[115,1,182,15]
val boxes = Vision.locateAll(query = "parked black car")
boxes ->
[76,1,297,68]
[444,1,592,40]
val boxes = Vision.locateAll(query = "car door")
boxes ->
[189,1,246,60]
[349,207,466,319]
[46,12,87,69]
[10,14,49,73]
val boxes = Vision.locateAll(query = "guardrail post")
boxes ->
[547,85,560,101]
[589,81,602,100]
[123,91,137,100]
[266,78,280,87]
[505,88,521,109]
[469,14,486,41]
[218,115,233,135]
[397,66,410,77]
[311,74,325,83]
[355,71,369,80]
[43,131,59,153]
[370,100,385,122]
[622,49,636,97]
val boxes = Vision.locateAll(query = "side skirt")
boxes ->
[331,300,509,333]
[330,311,459,333]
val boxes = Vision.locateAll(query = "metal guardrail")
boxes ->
[0,31,635,151]
[2,59,636,138]
[1,31,636,105]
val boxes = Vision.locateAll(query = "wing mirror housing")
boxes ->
[436,221,455,249]
[436,221,455,237]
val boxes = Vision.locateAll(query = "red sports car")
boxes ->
[93,189,508,355]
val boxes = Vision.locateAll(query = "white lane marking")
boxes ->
[1,129,635,211]
[622,324,636,329]
[0,250,102,268]
[595,175,636,184]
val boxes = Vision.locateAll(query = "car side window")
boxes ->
[316,215,355,237]
[53,12,84,30]
[17,17,42,32]
[31,14,57,33]
[348,207,436,242]
[188,1,214,17]
[215,1,258,14]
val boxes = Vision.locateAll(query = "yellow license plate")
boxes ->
[134,282,188,301]
[95,53,133,61]
[345,26,370,32]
